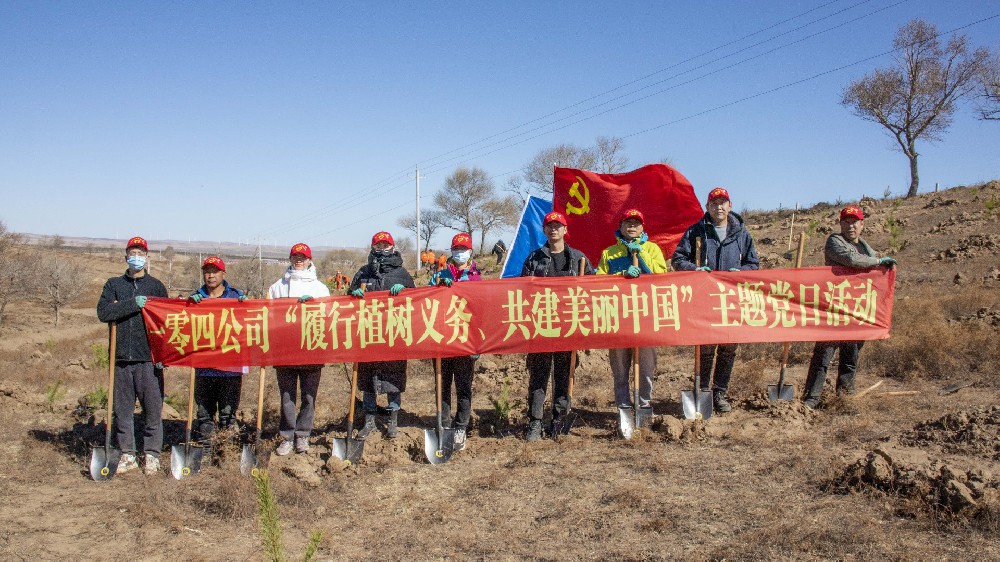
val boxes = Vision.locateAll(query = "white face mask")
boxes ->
[451,249,472,264]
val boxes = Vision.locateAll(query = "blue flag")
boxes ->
[500,196,552,278]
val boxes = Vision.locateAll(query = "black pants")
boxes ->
[441,356,475,430]
[194,375,242,441]
[113,361,163,457]
[526,351,572,421]
[804,341,864,400]
[698,344,738,393]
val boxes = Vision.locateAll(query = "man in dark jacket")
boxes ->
[96,236,169,475]
[349,231,416,439]
[520,211,595,440]
[672,187,760,413]
[803,205,896,409]
[186,256,248,443]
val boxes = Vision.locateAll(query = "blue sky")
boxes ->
[1,1,997,251]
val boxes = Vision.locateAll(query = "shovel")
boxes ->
[241,365,267,475]
[331,362,364,465]
[618,252,643,438]
[424,357,457,464]
[171,367,204,480]
[90,323,118,481]
[768,232,805,401]
[552,258,587,438]
[682,237,713,420]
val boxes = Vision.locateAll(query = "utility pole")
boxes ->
[415,165,421,273]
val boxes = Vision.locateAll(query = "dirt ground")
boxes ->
[1,182,999,560]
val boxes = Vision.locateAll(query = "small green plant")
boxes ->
[254,469,323,562]
[43,338,57,352]
[806,219,819,236]
[90,342,109,370]
[886,200,905,252]
[45,379,67,410]
[882,185,892,200]
[84,386,108,409]
[985,195,999,220]
[164,393,187,413]
[489,375,521,434]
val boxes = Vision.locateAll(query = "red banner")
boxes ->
[142,267,895,368]
[553,164,705,265]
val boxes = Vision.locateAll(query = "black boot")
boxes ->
[713,392,732,413]
[356,414,376,440]
[386,410,399,438]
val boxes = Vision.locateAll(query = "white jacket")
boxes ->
[268,264,331,299]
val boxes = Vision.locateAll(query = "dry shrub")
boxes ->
[599,483,650,509]
[190,469,258,522]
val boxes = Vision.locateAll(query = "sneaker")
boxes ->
[713,393,732,413]
[453,428,466,451]
[143,454,160,475]
[275,440,294,456]
[803,397,820,410]
[118,453,139,474]
[294,436,310,454]
[525,420,542,442]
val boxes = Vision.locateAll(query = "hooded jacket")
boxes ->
[671,211,760,271]
[596,231,667,275]
[268,263,331,299]
[96,270,168,363]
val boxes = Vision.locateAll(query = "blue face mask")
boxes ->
[127,255,146,271]
[451,250,472,264]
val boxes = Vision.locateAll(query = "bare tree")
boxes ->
[433,166,517,252]
[471,194,520,254]
[397,208,447,251]
[161,245,178,292]
[37,255,85,326]
[593,135,629,173]
[975,53,1000,121]
[523,143,596,197]
[0,222,33,326]
[841,19,992,197]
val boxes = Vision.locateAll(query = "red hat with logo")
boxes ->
[289,243,312,259]
[451,233,473,250]
[371,231,395,246]
[126,236,148,252]
[620,208,644,224]
[840,206,865,221]
[201,256,226,272]
[707,187,730,203]
[543,211,568,227]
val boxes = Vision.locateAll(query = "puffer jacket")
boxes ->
[268,263,331,299]
[350,251,416,394]
[96,271,168,363]
[521,244,595,277]
[671,211,760,271]
[596,231,667,275]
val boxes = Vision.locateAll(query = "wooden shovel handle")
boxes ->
[255,366,266,432]
[106,323,117,441]
[186,366,197,433]
[347,362,359,426]
[567,257,587,399]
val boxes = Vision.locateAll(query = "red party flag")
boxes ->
[553,164,704,265]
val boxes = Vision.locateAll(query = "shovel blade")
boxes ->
[240,444,257,476]
[89,448,117,481]
[767,384,795,401]
[636,406,653,429]
[618,407,635,439]
[331,437,364,465]
[681,391,714,421]
[170,445,204,480]
[423,428,457,465]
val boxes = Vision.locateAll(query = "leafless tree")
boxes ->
[593,135,629,173]
[160,245,178,292]
[522,143,597,197]
[841,19,992,197]
[36,254,85,326]
[433,166,517,252]
[975,53,1000,121]
[471,194,520,254]
[397,208,447,251]
[0,222,34,326]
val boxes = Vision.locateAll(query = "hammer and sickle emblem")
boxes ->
[565,176,590,215]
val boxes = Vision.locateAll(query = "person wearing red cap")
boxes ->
[186,257,249,444]
[520,211,595,440]
[803,206,896,409]
[268,243,331,456]
[349,231,415,439]
[428,232,483,450]
[96,236,169,475]
[596,209,666,426]
[671,187,760,414]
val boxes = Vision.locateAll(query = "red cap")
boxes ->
[620,209,644,224]
[707,187,730,203]
[451,233,473,250]
[371,231,395,246]
[840,206,865,221]
[289,243,312,259]
[543,211,568,227]
[201,256,226,272]
[126,236,148,252]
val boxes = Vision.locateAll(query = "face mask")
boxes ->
[452,249,472,264]
[372,247,393,258]
[127,255,146,271]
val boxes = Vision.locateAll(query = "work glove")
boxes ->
[625,265,641,278]
[350,288,365,299]
[298,295,313,303]
[135,296,147,308]
[238,295,250,302]
[728,268,740,272]
[696,266,712,272]
[154,362,164,370]
[389,284,404,296]
[626,241,643,253]
[878,257,897,267]
[187,293,203,304]
[439,277,453,287]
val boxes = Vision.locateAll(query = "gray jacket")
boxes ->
[824,233,879,268]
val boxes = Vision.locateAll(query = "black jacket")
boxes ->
[96,271,168,363]
[671,211,760,271]
[520,244,595,277]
